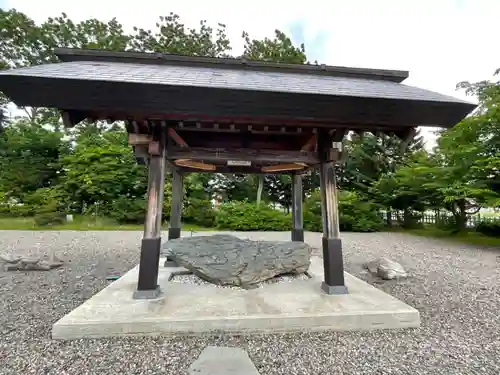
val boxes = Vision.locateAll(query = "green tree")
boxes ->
[0,119,64,201]
[129,13,230,57]
[339,131,424,196]
[241,29,306,63]
[59,130,148,214]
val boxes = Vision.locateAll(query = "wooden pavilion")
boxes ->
[0,48,475,298]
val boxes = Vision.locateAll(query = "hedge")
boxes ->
[216,201,291,231]
[303,190,383,232]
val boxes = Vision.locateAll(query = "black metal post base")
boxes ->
[291,229,304,242]
[134,237,162,300]
[168,227,181,240]
[321,237,348,295]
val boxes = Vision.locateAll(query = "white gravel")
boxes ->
[170,272,310,288]
[0,230,499,375]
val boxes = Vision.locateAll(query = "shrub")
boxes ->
[216,201,291,231]
[435,215,460,232]
[304,190,383,232]
[400,210,424,229]
[106,196,146,224]
[0,204,34,217]
[303,192,323,232]
[33,201,66,226]
[475,220,500,237]
[34,211,66,226]
[183,199,216,227]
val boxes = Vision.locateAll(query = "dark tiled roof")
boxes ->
[0,60,471,105]
[0,48,477,129]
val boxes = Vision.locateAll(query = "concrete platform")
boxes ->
[52,257,420,339]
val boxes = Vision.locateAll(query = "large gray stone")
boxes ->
[363,257,407,280]
[163,234,311,288]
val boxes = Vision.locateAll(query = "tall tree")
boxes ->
[339,131,424,197]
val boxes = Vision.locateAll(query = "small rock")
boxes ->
[1,254,63,271]
[363,257,407,280]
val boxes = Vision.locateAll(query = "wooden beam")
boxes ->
[177,165,292,175]
[134,138,166,299]
[167,127,189,148]
[166,147,319,165]
[168,170,184,241]
[128,133,152,145]
[318,137,347,295]
[61,110,87,127]
[179,131,303,150]
[301,135,317,151]
[291,174,304,242]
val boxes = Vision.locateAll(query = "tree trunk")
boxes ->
[456,199,467,232]
[256,175,264,206]
[386,210,393,228]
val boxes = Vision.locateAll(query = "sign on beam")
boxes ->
[227,160,252,166]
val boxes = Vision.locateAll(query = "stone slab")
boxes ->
[164,234,312,288]
[188,346,260,375]
[52,252,420,339]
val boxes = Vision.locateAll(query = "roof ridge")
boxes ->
[54,47,409,83]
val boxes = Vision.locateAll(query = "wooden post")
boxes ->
[291,174,304,242]
[134,140,166,299]
[164,169,184,267]
[318,132,348,295]
[168,170,184,240]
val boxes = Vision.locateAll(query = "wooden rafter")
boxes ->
[166,127,217,171]
[167,147,318,165]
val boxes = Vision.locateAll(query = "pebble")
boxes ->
[0,230,499,375]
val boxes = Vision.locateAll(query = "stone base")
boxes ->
[132,286,161,300]
[52,256,420,339]
[321,282,348,295]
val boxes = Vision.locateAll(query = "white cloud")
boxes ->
[4,0,499,148]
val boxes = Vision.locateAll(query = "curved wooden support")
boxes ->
[174,159,216,171]
[261,163,305,173]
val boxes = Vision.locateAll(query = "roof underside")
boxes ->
[0,48,475,129]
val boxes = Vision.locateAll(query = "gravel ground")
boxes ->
[0,230,499,375]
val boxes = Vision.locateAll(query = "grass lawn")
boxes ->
[0,216,215,232]
[396,227,500,248]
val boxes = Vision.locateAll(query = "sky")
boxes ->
[2,0,499,147]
